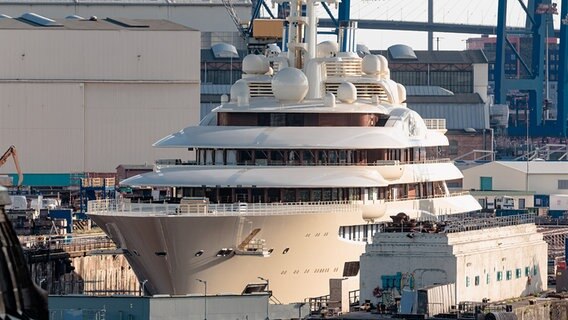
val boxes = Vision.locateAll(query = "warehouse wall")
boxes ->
[0,29,199,81]
[0,26,200,178]
[84,83,198,172]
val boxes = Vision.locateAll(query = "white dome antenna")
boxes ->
[242,54,270,75]
[230,80,250,107]
[337,82,357,104]
[272,68,309,103]
[362,55,381,77]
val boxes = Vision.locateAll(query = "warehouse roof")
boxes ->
[408,102,490,130]
[371,49,488,64]
[0,15,194,31]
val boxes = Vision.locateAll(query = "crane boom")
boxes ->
[221,0,249,39]
[0,145,23,186]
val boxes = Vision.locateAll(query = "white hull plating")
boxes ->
[89,195,480,303]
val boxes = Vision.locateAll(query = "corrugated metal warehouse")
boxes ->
[0,16,200,186]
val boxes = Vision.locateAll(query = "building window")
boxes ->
[497,271,503,281]
[506,270,512,280]
[466,276,470,287]
[516,268,522,279]
[525,266,531,277]
[533,265,538,276]
[519,198,525,209]
[449,140,459,156]
[486,273,490,284]
[559,180,568,190]
[474,276,480,286]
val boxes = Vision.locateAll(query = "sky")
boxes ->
[286,0,567,51]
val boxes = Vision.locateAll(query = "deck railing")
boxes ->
[88,191,472,217]
[155,158,451,169]
[87,199,361,217]
[383,191,471,203]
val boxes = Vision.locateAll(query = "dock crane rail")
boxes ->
[0,145,23,186]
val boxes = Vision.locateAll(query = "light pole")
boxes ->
[196,279,207,320]
[258,276,270,320]
[140,279,148,296]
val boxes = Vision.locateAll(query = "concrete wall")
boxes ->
[49,296,150,319]
[150,294,268,320]
[360,224,547,305]
[49,294,270,320]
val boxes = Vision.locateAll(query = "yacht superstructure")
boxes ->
[87,0,481,304]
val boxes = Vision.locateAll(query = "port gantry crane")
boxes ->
[0,145,23,186]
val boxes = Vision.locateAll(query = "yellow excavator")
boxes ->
[0,145,23,186]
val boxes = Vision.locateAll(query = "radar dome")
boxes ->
[317,41,339,58]
[242,54,270,75]
[362,55,381,76]
[230,79,250,106]
[272,68,308,103]
[377,55,389,78]
[337,82,357,104]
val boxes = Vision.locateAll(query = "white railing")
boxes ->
[87,199,361,217]
[424,118,447,130]
[383,191,471,203]
[159,158,451,168]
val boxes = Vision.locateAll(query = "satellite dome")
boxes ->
[242,54,270,75]
[317,41,339,58]
[337,82,357,104]
[230,79,250,106]
[362,55,381,76]
[272,68,308,103]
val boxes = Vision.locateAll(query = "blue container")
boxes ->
[534,194,550,208]
[48,209,73,234]
[549,210,565,219]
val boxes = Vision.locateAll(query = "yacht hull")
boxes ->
[88,194,481,303]
[90,210,366,303]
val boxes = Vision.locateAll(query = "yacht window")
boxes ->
[226,150,237,165]
[299,189,310,202]
[270,113,286,126]
[312,189,322,201]
[283,189,296,202]
[238,150,253,165]
[323,189,332,201]
[302,150,315,165]
[343,261,360,277]
[331,189,338,201]
[288,151,300,164]
[282,248,290,254]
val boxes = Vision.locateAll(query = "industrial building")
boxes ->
[0,15,200,186]
[0,0,250,50]
[462,161,568,195]
[359,216,548,312]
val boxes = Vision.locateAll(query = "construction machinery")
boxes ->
[0,145,23,186]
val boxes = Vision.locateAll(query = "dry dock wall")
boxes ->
[512,299,568,320]
[30,254,139,295]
